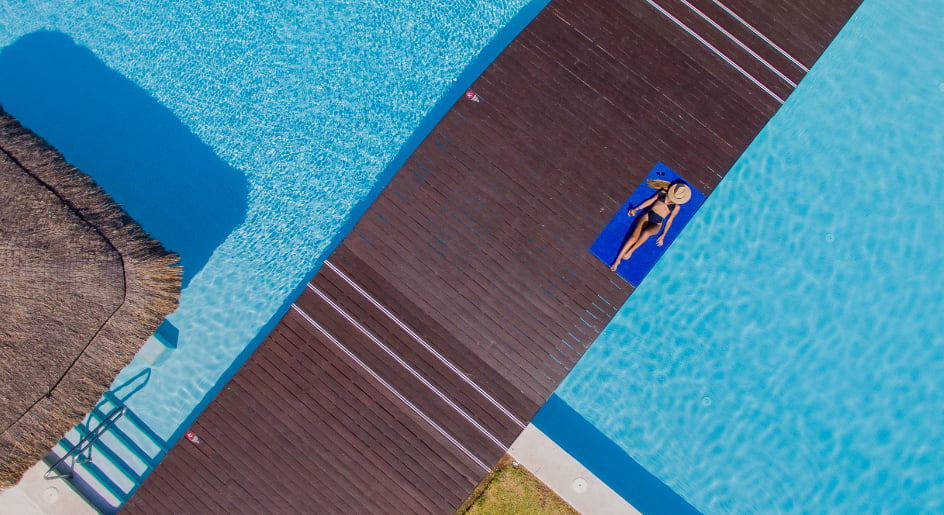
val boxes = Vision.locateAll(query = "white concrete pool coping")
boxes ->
[2,424,639,515]
[0,461,95,515]
[508,424,640,515]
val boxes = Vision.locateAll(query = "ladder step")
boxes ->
[73,458,131,506]
[86,409,165,467]
[49,393,171,513]
[100,392,170,457]
[85,436,147,483]
[49,436,126,514]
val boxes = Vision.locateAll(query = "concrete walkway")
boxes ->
[0,461,95,515]
[509,424,639,515]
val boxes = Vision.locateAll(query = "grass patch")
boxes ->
[457,455,578,515]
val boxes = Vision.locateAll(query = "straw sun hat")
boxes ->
[667,183,692,204]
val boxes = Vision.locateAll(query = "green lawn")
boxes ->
[457,456,578,515]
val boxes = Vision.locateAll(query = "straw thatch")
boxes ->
[0,106,181,488]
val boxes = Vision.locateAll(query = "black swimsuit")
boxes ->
[646,191,674,224]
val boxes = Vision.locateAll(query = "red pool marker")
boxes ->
[465,90,481,102]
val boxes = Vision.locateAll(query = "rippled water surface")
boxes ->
[557,0,944,512]
[0,0,536,438]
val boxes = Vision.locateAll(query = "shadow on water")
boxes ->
[532,394,701,515]
[108,368,152,404]
[0,31,248,286]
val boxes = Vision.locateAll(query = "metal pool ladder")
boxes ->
[44,403,127,480]
[42,391,170,514]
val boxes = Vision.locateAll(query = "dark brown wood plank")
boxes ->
[293,290,501,459]
[311,271,518,443]
[272,317,478,494]
[327,245,540,418]
[124,1,861,513]
[277,314,484,496]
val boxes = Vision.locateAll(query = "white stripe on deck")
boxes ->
[678,0,797,87]
[640,0,785,104]
[709,0,810,72]
[308,284,508,451]
[324,259,526,429]
[290,304,491,472]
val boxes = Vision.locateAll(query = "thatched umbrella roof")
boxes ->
[0,107,181,488]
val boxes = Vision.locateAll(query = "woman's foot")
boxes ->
[610,253,627,271]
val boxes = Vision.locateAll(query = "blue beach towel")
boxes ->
[590,163,705,286]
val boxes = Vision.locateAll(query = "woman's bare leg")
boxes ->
[612,218,650,271]
[611,222,660,271]
[621,224,660,260]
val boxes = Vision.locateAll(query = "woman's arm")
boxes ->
[628,192,659,216]
[656,206,681,246]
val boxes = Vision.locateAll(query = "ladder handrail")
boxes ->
[44,404,127,480]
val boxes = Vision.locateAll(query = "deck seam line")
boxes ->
[640,0,785,103]
[290,304,491,473]
[324,259,526,428]
[708,0,810,71]
[677,0,797,87]
[308,284,509,451]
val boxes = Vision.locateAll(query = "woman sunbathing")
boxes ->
[610,181,691,271]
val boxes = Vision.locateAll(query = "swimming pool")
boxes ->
[0,0,543,495]
[549,0,944,512]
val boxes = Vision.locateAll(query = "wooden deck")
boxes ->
[123,1,861,513]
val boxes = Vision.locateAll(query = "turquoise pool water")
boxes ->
[554,0,944,512]
[0,0,540,444]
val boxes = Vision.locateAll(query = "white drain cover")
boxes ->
[572,477,588,493]
[43,487,60,504]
